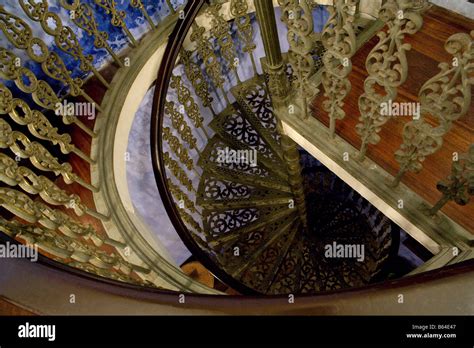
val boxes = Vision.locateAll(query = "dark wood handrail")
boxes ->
[150,0,259,295]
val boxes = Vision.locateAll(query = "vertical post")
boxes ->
[254,0,289,103]
[254,0,308,229]
[278,123,309,230]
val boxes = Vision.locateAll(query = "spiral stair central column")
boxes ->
[254,0,289,102]
[254,0,308,229]
[278,123,309,230]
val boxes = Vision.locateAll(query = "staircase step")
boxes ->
[231,216,298,279]
[209,104,288,180]
[230,78,284,162]
[197,173,288,205]
[199,195,294,211]
[258,221,301,294]
[267,234,304,295]
[211,213,298,284]
[198,136,284,182]
[298,237,323,293]
[206,206,296,248]
[207,164,292,194]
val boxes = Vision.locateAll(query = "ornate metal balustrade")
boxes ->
[356,0,423,159]
[428,144,474,216]
[0,0,474,314]
[278,0,318,119]
[1,0,472,299]
[151,0,408,295]
[321,0,358,136]
[0,0,197,290]
[271,0,474,272]
[392,31,474,187]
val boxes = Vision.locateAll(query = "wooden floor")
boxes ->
[312,6,474,233]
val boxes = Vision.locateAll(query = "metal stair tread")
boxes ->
[209,104,288,179]
[230,216,299,278]
[206,207,297,248]
[229,78,284,162]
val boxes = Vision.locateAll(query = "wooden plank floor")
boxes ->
[312,5,474,233]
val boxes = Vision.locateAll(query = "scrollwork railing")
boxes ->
[0,47,95,137]
[19,0,110,88]
[321,0,359,138]
[428,144,474,216]
[190,22,230,104]
[0,0,182,288]
[278,0,316,119]
[230,0,258,75]
[392,31,474,187]
[356,0,423,159]
[208,2,242,83]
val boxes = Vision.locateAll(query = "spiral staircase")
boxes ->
[0,0,473,315]
[190,75,397,294]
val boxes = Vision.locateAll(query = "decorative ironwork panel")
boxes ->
[170,75,206,132]
[429,144,474,215]
[267,235,302,294]
[0,118,96,192]
[0,216,147,285]
[164,101,198,150]
[0,47,94,137]
[238,220,298,292]
[167,178,198,214]
[163,151,194,192]
[392,31,473,186]
[230,0,257,75]
[0,153,89,216]
[62,1,124,67]
[0,7,83,96]
[190,23,227,101]
[204,207,260,236]
[212,107,277,162]
[207,2,241,82]
[356,0,423,157]
[180,49,214,111]
[200,175,253,201]
[93,0,137,46]
[321,0,359,137]
[419,32,474,126]
[162,127,194,170]
[278,0,316,118]
[0,83,92,163]
[392,121,444,186]
[19,0,109,88]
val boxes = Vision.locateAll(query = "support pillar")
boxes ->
[254,0,289,104]
[254,0,308,229]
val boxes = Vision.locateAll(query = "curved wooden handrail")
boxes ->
[150,0,261,295]
[1,228,474,314]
